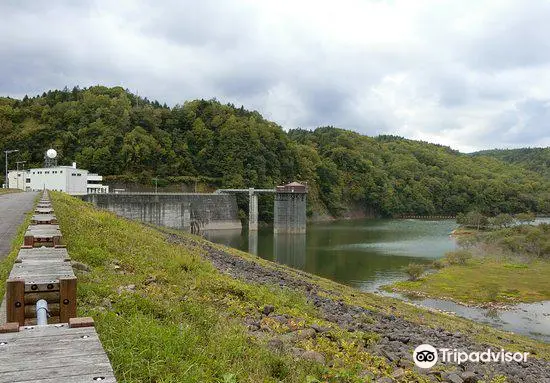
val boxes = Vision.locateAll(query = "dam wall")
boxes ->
[83,193,242,231]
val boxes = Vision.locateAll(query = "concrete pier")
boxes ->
[274,182,307,234]
[249,189,258,231]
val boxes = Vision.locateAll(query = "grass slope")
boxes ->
[35,193,550,382]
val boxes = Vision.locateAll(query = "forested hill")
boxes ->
[472,148,550,180]
[1,86,549,217]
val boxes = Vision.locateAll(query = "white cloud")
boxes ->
[1,0,550,151]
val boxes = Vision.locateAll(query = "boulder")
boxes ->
[302,350,325,365]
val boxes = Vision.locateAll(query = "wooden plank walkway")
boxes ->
[0,325,116,382]
[0,191,117,382]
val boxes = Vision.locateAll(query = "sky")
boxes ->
[1,0,550,152]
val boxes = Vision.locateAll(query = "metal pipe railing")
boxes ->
[36,299,48,326]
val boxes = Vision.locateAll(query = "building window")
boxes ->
[45,171,49,174]
[72,173,76,176]
[26,179,30,183]
[32,171,35,174]
[60,171,63,174]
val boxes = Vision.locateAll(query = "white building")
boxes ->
[7,163,109,195]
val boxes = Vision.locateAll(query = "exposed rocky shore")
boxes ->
[167,233,550,383]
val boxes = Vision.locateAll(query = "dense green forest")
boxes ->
[473,148,550,179]
[1,86,549,218]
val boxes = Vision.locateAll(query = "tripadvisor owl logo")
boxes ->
[413,344,438,368]
[412,344,529,369]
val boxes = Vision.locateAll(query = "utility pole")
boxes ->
[153,177,158,194]
[4,149,19,189]
[15,161,26,190]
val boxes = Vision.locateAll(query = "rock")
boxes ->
[328,358,345,368]
[301,350,325,365]
[397,358,414,368]
[446,373,464,383]
[117,284,136,294]
[267,338,284,352]
[289,347,305,357]
[460,371,477,383]
[282,328,316,342]
[376,378,393,383]
[71,261,91,272]
[144,275,157,285]
[380,349,399,363]
[310,323,328,333]
[244,317,260,331]
[392,368,406,379]
[101,298,112,310]
[360,370,375,381]
[262,305,275,316]
[271,315,288,324]
[296,328,316,339]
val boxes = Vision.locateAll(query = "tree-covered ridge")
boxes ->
[472,148,550,179]
[1,86,549,217]
[289,128,550,216]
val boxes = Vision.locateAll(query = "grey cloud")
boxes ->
[1,0,550,151]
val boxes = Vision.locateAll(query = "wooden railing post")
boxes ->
[6,279,25,325]
[59,276,77,323]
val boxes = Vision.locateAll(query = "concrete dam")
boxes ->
[83,182,308,234]
[84,193,242,231]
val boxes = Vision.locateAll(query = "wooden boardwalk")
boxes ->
[0,191,116,382]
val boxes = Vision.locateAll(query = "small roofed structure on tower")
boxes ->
[275,181,308,193]
[7,149,109,195]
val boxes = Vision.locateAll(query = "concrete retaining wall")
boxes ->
[83,193,242,231]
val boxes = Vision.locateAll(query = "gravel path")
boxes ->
[167,233,550,383]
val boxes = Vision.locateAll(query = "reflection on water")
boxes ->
[204,218,550,342]
[206,219,458,287]
[274,233,307,269]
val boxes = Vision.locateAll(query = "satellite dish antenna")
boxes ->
[44,148,58,167]
[46,149,57,159]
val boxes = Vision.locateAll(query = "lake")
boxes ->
[204,218,550,342]
[204,218,458,290]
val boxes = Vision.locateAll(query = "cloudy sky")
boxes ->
[1,0,550,152]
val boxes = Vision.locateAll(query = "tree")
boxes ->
[490,213,515,229]
[515,212,536,225]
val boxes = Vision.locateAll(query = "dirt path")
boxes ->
[167,233,550,383]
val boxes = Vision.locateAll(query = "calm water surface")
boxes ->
[205,219,458,289]
[204,219,550,342]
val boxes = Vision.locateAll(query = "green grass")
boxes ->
[28,192,548,382]
[389,257,550,305]
[50,192,403,382]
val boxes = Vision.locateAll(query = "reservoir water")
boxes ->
[205,219,458,290]
[204,218,550,342]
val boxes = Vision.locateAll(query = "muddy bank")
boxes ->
[166,233,550,383]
